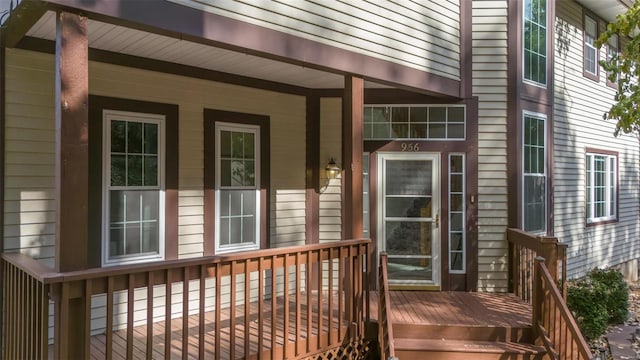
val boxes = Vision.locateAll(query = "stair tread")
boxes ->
[394,338,546,354]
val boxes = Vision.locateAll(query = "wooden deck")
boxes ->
[369,290,532,328]
[48,291,531,359]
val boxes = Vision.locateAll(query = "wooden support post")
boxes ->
[342,76,364,240]
[532,257,545,340]
[54,11,89,359]
[538,236,559,283]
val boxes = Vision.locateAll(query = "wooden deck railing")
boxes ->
[377,253,396,360]
[533,257,593,360]
[1,239,371,359]
[507,228,593,359]
[507,228,568,302]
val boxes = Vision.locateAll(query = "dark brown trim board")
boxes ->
[305,94,320,245]
[459,0,473,99]
[342,76,364,240]
[203,109,271,254]
[55,12,89,273]
[0,36,5,349]
[88,95,179,266]
[43,0,461,97]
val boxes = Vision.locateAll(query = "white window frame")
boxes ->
[584,14,598,76]
[522,111,547,234]
[102,110,166,266]
[214,122,261,254]
[586,152,617,224]
[523,0,547,87]
[448,153,466,274]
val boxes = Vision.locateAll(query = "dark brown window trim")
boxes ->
[582,10,600,82]
[584,147,619,228]
[88,95,179,267]
[203,109,270,256]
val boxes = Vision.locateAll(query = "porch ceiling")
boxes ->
[25,10,388,90]
[575,0,630,23]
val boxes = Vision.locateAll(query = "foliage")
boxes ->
[566,268,629,341]
[596,2,640,136]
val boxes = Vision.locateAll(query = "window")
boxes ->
[522,113,546,233]
[523,0,547,85]
[103,110,165,265]
[606,34,619,87]
[215,122,261,253]
[363,105,465,140]
[449,154,465,273]
[584,14,599,80]
[586,152,617,224]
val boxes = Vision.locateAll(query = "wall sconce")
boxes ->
[325,158,340,180]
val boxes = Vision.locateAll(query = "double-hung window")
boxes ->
[523,0,547,85]
[586,152,617,224]
[103,110,165,265]
[584,14,599,79]
[215,122,261,253]
[522,113,546,233]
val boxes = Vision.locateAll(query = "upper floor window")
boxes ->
[523,0,547,86]
[606,33,619,87]
[522,112,546,233]
[586,151,617,224]
[103,110,165,265]
[363,105,465,140]
[584,14,599,80]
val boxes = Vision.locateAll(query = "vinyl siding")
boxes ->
[4,48,307,262]
[169,0,461,81]
[472,0,509,292]
[319,98,342,243]
[554,0,640,278]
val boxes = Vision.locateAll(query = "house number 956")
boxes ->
[401,143,420,152]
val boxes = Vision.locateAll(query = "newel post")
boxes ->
[538,236,559,283]
[532,257,545,338]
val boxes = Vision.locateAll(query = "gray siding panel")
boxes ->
[169,0,461,80]
[554,0,640,278]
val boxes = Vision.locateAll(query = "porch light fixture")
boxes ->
[325,158,340,180]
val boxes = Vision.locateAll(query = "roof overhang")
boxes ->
[575,0,631,23]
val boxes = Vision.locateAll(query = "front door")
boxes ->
[377,152,440,288]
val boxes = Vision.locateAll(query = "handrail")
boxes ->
[2,239,371,359]
[533,257,593,360]
[378,252,396,360]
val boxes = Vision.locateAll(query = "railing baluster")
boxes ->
[283,253,289,359]
[271,256,277,356]
[182,266,189,360]
[127,274,134,359]
[244,259,251,359]
[230,261,237,360]
[106,277,114,360]
[147,271,154,360]
[165,269,172,359]
[338,246,344,341]
[306,250,312,353]
[41,282,49,360]
[214,262,221,360]
[84,280,92,359]
[328,248,334,346]
[295,252,301,357]
[198,265,206,359]
[317,249,323,350]
[258,257,264,359]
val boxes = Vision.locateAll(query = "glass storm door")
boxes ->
[378,153,440,286]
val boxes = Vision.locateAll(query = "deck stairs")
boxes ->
[391,316,547,359]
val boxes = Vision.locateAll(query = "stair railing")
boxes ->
[378,252,397,360]
[533,256,594,360]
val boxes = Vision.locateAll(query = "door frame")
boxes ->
[376,151,441,289]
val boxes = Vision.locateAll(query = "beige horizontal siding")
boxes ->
[472,0,509,292]
[554,0,640,278]
[319,98,342,243]
[169,0,461,80]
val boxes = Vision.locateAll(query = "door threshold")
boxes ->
[388,284,441,291]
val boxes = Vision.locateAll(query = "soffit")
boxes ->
[575,0,629,23]
[25,10,389,89]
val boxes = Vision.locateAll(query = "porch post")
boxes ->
[342,76,364,240]
[538,236,559,283]
[54,11,89,358]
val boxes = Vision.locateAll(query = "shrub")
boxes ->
[566,268,629,341]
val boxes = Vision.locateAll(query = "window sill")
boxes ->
[586,218,618,227]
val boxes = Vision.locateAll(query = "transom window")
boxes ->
[103,110,165,265]
[586,152,617,224]
[522,113,546,233]
[363,105,465,140]
[523,0,547,85]
[584,14,598,78]
[215,122,261,253]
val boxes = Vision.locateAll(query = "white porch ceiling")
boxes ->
[575,0,629,23]
[25,10,388,89]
